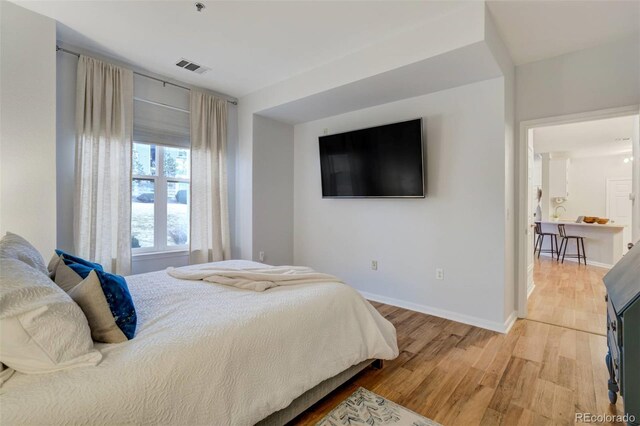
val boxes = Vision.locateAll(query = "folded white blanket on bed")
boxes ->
[167,264,342,291]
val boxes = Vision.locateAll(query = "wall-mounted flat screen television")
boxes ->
[318,118,425,198]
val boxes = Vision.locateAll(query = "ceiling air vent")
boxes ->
[175,58,209,74]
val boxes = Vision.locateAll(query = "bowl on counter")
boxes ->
[583,217,598,224]
[596,218,610,224]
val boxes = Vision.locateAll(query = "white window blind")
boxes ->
[133,74,190,148]
[133,100,190,148]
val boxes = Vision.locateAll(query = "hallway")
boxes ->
[528,257,608,335]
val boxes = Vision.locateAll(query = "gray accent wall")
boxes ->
[55,48,77,252]
[252,115,294,265]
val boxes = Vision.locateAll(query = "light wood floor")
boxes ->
[291,260,622,425]
[528,257,608,335]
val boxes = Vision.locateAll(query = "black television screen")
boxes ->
[319,118,424,198]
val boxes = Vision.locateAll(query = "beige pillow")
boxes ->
[53,258,85,292]
[47,253,61,278]
[68,270,129,343]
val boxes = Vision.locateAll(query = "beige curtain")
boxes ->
[74,56,133,275]
[189,91,230,264]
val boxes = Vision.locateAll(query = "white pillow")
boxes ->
[0,232,48,275]
[0,258,102,374]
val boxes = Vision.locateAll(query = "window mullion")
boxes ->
[156,147,168,252]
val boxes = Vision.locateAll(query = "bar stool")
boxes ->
[534,222,559,260]
[557,224,587,265]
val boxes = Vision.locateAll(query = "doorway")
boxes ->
[516,106,640,331]
[606,178,633,254]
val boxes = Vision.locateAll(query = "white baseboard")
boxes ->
[503,310,518,334]
[359,290,517,334]
[538,253,612,269]
[527,282,535,298]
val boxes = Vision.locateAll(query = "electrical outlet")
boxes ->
[259,251,265,262]
[371,260,378,271]
[323,128,329,135]
[435,268,444,280]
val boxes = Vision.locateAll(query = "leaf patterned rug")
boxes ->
[316,387,441,426]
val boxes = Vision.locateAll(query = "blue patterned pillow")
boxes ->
[63,259,137,342]
[54,249,103,271]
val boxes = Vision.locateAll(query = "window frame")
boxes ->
[131,142,190,255]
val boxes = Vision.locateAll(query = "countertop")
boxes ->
[539,220,625,230]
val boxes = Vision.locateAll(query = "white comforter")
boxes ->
[0,260,398,425]
[167,264,343,291]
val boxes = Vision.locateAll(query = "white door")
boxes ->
[632,116,639,242]
[607,178,633,253]
[527,144,535,291]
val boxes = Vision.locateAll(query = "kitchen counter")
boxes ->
[539,220,625,230]
[538,220,626,268]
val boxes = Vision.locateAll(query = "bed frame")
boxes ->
[256,359,383,425]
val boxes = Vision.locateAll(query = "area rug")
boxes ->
[316,387,441,426]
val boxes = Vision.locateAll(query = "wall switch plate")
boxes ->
[259,251,265,262]
[436,268,444,280]
[371,260,378,271]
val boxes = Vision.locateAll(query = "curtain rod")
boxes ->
[56,46,238,106]
[134,97,190,114]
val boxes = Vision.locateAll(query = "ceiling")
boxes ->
[15,1,467,98]
[259,42,501,124]
[14,1,640,97]
[533,115,638,158]
[487,0,640,66]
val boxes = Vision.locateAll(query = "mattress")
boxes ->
[0,260,398,425]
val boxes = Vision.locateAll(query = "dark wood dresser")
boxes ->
[604,242,640,425]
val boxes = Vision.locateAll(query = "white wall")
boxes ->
[559,154,633,220]
[516,35,640,123]
[484,8,516,323]
[55,45,239,273]
[293,78,510,330]
[0,1,57,256]
[540,154,551,221]
[252,115,294,265]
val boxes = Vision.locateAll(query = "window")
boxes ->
[131,142,190,253]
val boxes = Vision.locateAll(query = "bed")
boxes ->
[0,260,398,425]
